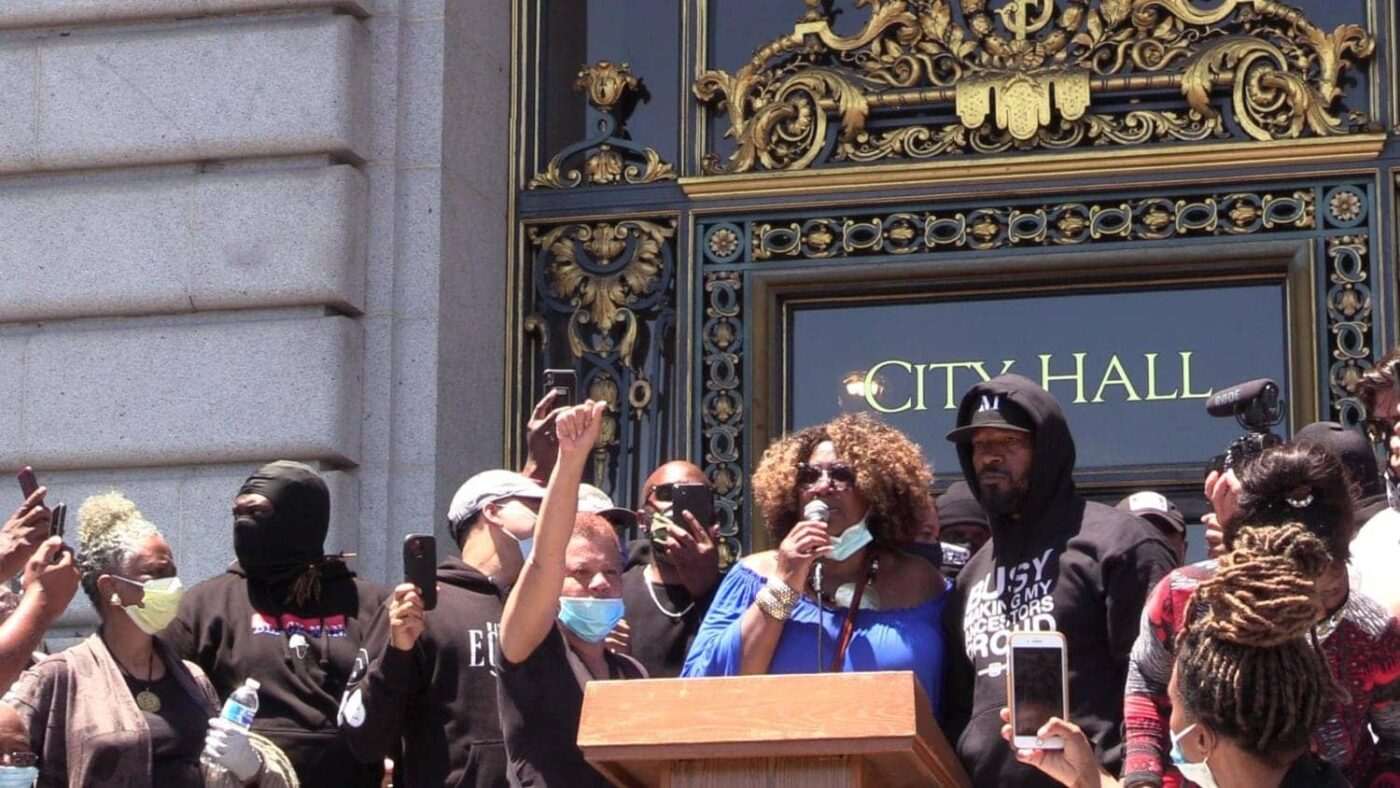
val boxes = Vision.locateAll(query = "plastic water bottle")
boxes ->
[221,678,261,728]
[202,678,260,770]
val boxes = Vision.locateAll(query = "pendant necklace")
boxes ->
[132,649,161,713]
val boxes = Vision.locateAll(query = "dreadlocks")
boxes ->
[1176,523,1338,763]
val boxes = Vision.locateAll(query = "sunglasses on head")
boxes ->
[796,462,857,489]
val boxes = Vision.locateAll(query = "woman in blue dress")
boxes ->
[682,414,949,713]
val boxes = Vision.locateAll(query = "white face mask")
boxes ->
[1170,723,1219,788]
[492,500,536,562]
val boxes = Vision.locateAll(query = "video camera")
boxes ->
[1205,378,1285,474]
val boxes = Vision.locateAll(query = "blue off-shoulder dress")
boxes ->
[680,562,949,716]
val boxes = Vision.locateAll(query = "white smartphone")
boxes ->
[1007,631,1069,750]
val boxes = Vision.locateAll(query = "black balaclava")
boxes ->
[234,460,335,605]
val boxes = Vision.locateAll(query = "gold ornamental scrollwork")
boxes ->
[529,219,677,367]
[695,0,1375,173]
[524,217,678,502]
[530,62,676,189]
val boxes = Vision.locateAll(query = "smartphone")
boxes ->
[402,534,438,611]
[542,368,577,408]
[669,483,714,536]
[50,503,66,541]
[16,467,38,499]
[1007,631,1069,750]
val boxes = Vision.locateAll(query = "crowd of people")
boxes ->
[1,349,1399,787]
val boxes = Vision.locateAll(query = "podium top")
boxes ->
[579,671,969,787]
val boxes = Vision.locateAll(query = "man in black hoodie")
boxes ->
[941,375,1176,786]
[337,469,545,787]
[163,460,388,787]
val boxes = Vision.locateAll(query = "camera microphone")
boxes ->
[1205,378,1279,418]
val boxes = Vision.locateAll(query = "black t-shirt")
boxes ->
[496,627,642,788]
[620,563,711,678]
[1280,753,1350,788]
[123,661,207,787]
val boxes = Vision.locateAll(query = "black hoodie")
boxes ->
[162,461,388,787]
[941,375,1177,787]
[162,563,387,787]
[339,558,511,788]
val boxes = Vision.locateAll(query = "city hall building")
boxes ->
[0,0,1395,633]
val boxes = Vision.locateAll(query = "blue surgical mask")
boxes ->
[505,530,533,562]
[557,597,625,643]
[1169,723,1218,788]
[829,519,873,562]
[0,766,38,788]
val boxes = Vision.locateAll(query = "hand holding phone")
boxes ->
[668,483,714,538]
[1008,631,1069,750]
[542,369,577,408]
[17,467,38,500]
[402,534,438,611]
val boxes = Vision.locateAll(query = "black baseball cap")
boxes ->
[1295,420,1383,500]
[936,481,990,530]
[946,394,1034,443]
[1116,491,1186,535]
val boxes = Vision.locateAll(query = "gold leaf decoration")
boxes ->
[695,0,1375,173]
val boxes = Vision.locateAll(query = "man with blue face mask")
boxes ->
[339,469,545,788]
[496,400,647,788]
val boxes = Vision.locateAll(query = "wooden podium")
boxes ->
[578,671,971,788]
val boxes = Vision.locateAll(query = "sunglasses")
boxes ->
[796,462,857,490]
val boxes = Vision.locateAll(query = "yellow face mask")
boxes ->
[113,576,185,635]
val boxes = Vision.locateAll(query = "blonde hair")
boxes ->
[76,491,159,610]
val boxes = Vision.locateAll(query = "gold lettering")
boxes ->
[922,362,965,410]
[865,360,913,413]
[1092,354,1142,403]
[967,361,992,383]
[1143,353,1179,401]
[1000,360,1016,375]
[1179,351,1213,400]
[913,364,928,412]
[1040,352,1088,404]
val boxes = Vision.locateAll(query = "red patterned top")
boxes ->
[1121,560,1400,787]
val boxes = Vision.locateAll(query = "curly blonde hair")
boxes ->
[752,414,933,544]
[76,491,159,611]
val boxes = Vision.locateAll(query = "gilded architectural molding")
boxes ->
[526,218,678,497]
[695,0,1376,174]
[704,189,1315,264]
[701,270,744,562]
[529,62,676,189]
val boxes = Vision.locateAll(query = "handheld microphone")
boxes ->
[803,499,829,672]
[1205,378,1278,418]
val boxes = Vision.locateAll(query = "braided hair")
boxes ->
[1176,524,1338,763]
[1230,443,1354,562]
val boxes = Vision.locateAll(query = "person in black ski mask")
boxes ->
[162,461,389,787]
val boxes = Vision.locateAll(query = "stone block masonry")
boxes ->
[0,0,512,634]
